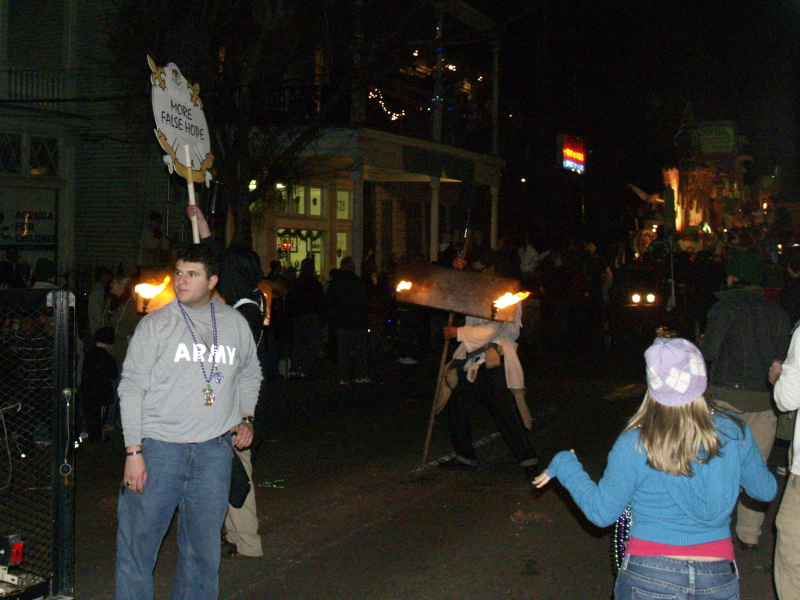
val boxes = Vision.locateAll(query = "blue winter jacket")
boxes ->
[548,414,776,546]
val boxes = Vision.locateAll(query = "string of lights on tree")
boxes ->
[369,86,474,121]
[367,50,485,122]
[368,89,406,121]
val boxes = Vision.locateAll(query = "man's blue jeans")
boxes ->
[615,555,739,600]
[115,435,233,600]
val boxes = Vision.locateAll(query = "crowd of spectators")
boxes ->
[6,223,800,444]
[0,245,61,290]
[239,229,800,387]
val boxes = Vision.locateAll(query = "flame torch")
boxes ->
[135,276,171,315]
[493,291,530,309]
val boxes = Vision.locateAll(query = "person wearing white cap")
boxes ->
[770,331,800,599]
[534,337,776,600]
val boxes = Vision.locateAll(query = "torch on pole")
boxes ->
[418,287,530,466]
[397,260,529,467]
[420,213,473,467]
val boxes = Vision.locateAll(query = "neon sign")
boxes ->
[559,134,585,174]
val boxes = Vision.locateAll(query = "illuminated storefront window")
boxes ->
[277,186,325,218]
[276,228,325,272]
[309,187,322,217]
[337,190,351,220]
[336,231,348,267]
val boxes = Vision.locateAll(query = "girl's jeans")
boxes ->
[615,555,739,600]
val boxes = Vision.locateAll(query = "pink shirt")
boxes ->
[626,537,735,561]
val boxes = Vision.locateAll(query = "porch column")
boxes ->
[255,200,277,269]
[490,185,499,248]
[491,40,500,157]
[326,181,337,275]
[351,160,364,274]
[429,176,440,262]
[375,189,383,270]
[0,0,8,99]
[58,144,75,268]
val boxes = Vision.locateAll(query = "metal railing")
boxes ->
[0,290,75,598]
[247,83,492,154]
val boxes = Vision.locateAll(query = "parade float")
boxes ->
[628,120,782,260]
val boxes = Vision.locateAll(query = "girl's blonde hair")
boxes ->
[623,392,720,477]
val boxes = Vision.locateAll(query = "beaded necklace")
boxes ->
[177,298,221,406]
[613,505,632,574]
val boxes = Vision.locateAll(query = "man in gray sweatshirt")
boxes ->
[115,244,262,600]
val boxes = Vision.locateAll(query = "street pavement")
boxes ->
[73,340,784,600]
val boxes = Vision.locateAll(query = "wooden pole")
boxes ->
[185,144,200,243]
[421,311,453,466]
[420,190,474,467]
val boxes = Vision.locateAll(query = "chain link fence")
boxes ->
[0,290,74,598]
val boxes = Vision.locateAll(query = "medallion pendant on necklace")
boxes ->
[178,299,220,407]
[203,384,215,406]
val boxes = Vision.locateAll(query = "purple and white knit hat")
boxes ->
[644,337,707,407]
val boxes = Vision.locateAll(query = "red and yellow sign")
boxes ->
[560,134,585,174]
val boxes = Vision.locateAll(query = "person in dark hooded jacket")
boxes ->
[702,250,789,550]
[287,257,325,378]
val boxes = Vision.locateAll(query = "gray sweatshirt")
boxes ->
[119,298,262,447]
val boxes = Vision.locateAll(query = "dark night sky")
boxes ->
[495,0,800,203]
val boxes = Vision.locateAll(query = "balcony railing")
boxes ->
[247,83,492,155]
[2,68,67,103]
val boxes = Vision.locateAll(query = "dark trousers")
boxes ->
[291,314,322,376]
[336,328,368,381]
[84,393,109,442]
[252,349,270,450]
[396,308,423,357]
[446,363,537,467]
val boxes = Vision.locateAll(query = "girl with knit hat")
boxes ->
[533,337,777,599]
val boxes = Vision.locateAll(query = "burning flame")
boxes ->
[493,291,530,309]
[396,280,413,292]
[135,276,171,300]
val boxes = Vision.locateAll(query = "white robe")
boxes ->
[451,303,524,390]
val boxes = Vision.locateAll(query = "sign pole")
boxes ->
[184,144,200,243]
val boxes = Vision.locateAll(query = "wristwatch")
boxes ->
[241,416,254,425]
